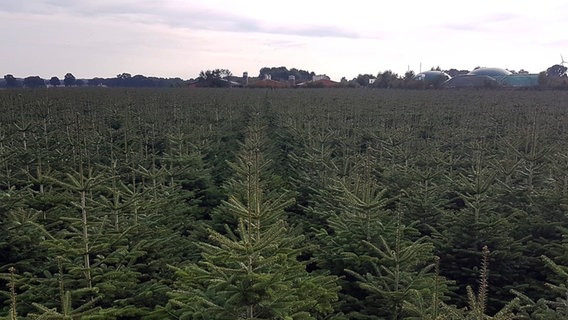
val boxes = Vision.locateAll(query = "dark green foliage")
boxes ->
[23,76,46,88]
[168,113,339,319]
[2,88,568,319]
[196,69,233,88]
[306,148,446,318]
[512,228,568,319]
[257,66,315,82]
[63,73,76,87]
[4,74,21,88]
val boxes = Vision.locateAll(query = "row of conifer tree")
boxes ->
[2,88,568,319]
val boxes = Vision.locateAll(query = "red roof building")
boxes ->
[247,78,290,88]
[297,79,340,88]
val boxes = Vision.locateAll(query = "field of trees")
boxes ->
[2,87,568,319]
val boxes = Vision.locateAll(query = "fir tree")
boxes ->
[0,267,19,320]
[316,152,444,319]
[513,228,568,319]
[168,115,339,319]
[451,246,521,320]
[28,256,103,320]
[439,142,524,311]
[343,212,443,319]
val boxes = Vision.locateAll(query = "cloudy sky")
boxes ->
[2,0,567,80]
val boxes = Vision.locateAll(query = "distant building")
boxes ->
[312,74,330,81]
[414,70,451,87]
[247,77,290,88]
[468,67,512,77]
[499,74,540,87]
[442,74,498,88]
[297,78,340,88]
[288,75,296,86]
[188,77,241,88]
[442,67,539,89]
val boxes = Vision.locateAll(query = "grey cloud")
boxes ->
[0,1,52,14]
[442,12,521,32]
[262,39,305,49]
[543,39,568,47]
[156,6,359,39]
[443,23,481,32]
[484,12,518,23]
[1,0,359,39]
[1,1,181,21]
[270,25,359,38]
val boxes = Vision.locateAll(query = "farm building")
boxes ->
[499,74,540,87]
[297,79,340,88]
[414,70,451,87]
[188,77,241,88]
[414,70,451,82]
[296,74,339,88]
[443,67,539,88]
[248,78,290,88]
[442,74,498,88]
[468,67,512,78]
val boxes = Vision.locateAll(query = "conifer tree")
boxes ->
[0,267,19,320]
[439,142,524,311]
[399,161,449,234]
[168,115,339,319]
[450,246,521,320]
[402,257,453,320]
[315,151,444,319]
[27,164,169,318]
[28,256,103,319]
[513,228,568,318]
[286,125,341,234]
[342,211,444,319]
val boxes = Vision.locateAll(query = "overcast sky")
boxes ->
[2,0,567,81]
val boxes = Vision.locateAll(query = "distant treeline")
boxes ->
[3,64,568,89]
[1,73,187,88]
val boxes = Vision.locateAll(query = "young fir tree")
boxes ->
[341,211,445,320]
[26,256,104,320]
[404,246,524,320]
[286,124,341,236]
[28,162,173,318]
[315,151,445,319]
[167,117,339,319]
[449,246,521,320]
[402,256,453,320]
[398,155,449,235]
[512,227,568,319]
[439,142,524,311]
[0,267,19,320]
